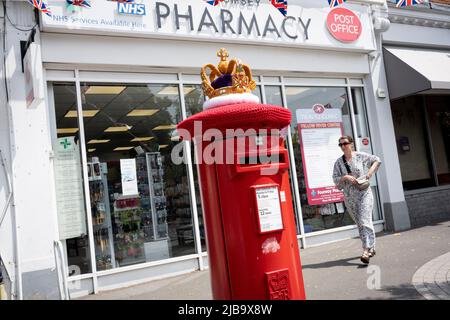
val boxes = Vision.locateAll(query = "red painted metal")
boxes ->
[178,103,306,300]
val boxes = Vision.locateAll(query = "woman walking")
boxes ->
[332,136,381,264]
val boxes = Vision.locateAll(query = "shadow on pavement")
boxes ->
[302,256,369,269]
[362,283,424,300]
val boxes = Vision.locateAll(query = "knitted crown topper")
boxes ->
[201,48,257,100]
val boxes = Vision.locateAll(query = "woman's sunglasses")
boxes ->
[339,142,351,147]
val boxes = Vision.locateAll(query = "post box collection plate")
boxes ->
[254,185,284,234]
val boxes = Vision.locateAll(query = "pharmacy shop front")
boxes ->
[27,0,403,298]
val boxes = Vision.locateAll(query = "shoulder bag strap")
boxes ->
[342,155,352,175]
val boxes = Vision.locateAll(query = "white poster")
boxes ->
[301,127,343,189]
[54,136,87,240]
[120,159,138,196]
[296,107,345,205]
[255,186,284,233]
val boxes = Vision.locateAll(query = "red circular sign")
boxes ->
[326,8,362,43]
[313,104,325,114]
[362,138,369,146]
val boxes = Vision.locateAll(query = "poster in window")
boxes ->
[54,136,87,240]
[120,159,139,196]
[296,105,345,205]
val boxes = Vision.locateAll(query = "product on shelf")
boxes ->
[136,152,169,241]
[88,159,115,271]
[112,195,145,267]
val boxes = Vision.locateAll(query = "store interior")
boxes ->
[52,82,204,273]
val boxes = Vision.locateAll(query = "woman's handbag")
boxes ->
[356,176,370,190]
[342,155,370,191]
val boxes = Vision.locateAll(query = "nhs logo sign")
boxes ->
[118,2,146,16]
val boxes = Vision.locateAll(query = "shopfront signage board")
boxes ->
[54,137,87,240]
[296,106,345,206]
[41,0,375,52]
[326,7,362,43]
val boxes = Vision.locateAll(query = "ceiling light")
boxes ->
[114,147,134,151]
[131,137,154,142]
[157,87,194,96]
[153,124,177,130]
[88,148,96,152]
[159,145,169,149]
[88,139,110,144]
[84,86,126,95]
[170,136,180,142]
[57,128,79,134]
[157,86,179,96]
[183,87,196,95]
[126,109,159,117]
[285,87,310,96]
[104,125,132,133]
[65,110,99,118]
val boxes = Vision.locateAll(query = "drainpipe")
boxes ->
[0,150,12,227]
[0,148,21,300]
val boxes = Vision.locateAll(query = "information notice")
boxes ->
[54,136,87,240]
[255,186,284,233]
[296,106,345,205]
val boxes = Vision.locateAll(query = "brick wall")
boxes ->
[430,0,450,5]
[405,189,450,228]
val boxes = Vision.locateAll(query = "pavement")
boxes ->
[79,220,450,300]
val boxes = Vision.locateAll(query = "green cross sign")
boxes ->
[60,138,72,150]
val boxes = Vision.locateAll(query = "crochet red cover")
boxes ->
[177,103,291,137]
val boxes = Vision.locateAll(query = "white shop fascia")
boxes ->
[40,0,378,53]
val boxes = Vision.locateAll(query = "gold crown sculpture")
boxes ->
[201,48,257,99]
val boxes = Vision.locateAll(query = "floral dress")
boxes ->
[332,152,381,250]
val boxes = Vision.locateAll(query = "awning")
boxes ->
[383,47,450,100]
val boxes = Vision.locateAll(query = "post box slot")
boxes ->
[234,150,289,174]
[238,152,287,166]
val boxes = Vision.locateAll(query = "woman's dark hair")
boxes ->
[339,136,354,143]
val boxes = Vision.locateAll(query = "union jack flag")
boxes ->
[395,0,424,7]
[66,0,91,8]
[328,0,347,7]
[27,0,52,17]
[206,0,225,6]
[271,0,288,16]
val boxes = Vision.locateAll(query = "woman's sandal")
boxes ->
[368,248,376,258]
[360,251,370,264]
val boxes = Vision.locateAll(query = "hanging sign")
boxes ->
[296,105,345,205]
[24,43,45,109]
[326,7,362,43]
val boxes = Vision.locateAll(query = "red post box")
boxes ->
[177,49,306,300]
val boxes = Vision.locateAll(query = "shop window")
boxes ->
[264,86,283,106]
[184,84,207,252]
[286,87,357,233]
[51,82,93,275]
[426,96,450,186]
[78,83,196,270]
[391,96,435,190]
